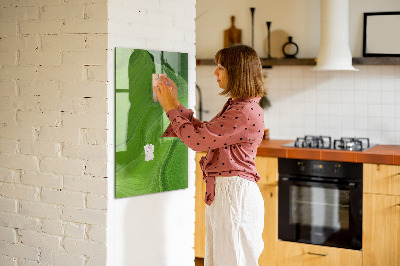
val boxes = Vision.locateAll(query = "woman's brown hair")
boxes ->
[214,44,266,99]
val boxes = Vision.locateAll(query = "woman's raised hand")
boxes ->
[153,76,176,113]
[162,76,180,108]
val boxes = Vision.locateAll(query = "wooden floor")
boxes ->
[195,257,204,266]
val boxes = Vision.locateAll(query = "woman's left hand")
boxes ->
[153,78,175,113]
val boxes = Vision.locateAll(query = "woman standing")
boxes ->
[154,44,266,266]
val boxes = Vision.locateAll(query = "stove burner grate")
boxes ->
[333,137,370,151]
[295,135,332,149]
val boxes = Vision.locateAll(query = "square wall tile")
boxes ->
[382,104,395,118]
[368,117,382,131]
[341,117,355,129]
[304,102,316,115]
[367,76,381,91]
[304,88,316,103]
[341,89,355,104]
[382,78,395,91]
[381,66,395,77]
[367,104,381,118]
[329,116,342,129]
[328,88,341,103]
[355,104,368,116]
[341,103,355,116]
[355,116,368,130]
[291,77,304,90]
[367,129,382,144]
[382,90,395,104]
[316,89,329,103]
[382,117,396,131]
[354,90,368,104]
[329,103,341,116]
[291,67,304,78]
[381,131,396,144]
[341,128,355,137]
[316,103,330,115]
[367,91,381,105]
[316,115,330,128]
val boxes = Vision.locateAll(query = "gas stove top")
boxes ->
[283,135,374,151]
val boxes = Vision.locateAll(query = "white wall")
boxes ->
[0,0,108,265]
[107,1,197,266]
[196,0,400,145]
[196,0,400,58]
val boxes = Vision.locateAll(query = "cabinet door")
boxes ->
[195,152,207,258]
[259,185,278,266]
[364,164,400,196]
[255,156,278,186]
[363,193,400,266]
[277,241,362,266]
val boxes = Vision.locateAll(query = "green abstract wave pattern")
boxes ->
[115,48,188,198]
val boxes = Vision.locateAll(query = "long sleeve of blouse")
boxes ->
[161,104,202,138]
[164,104,249,152]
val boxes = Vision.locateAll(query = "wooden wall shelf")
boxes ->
[196,57,400,67]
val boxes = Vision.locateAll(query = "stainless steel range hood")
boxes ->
[314,0,358,71]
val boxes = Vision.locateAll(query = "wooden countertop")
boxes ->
[257,139,400,165]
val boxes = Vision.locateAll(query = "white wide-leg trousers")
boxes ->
[205,176,265,266]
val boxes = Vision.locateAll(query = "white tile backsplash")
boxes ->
[382,90,395,104]
[196,65,400,144]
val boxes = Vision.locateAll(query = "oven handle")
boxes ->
[280,177,357,189]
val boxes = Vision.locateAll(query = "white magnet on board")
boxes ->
[144,144,154,161]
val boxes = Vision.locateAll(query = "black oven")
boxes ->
[278,158,363,250]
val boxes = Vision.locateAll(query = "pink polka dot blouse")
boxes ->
[162,97,265,205]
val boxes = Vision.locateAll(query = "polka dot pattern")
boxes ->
[161,98,265,205]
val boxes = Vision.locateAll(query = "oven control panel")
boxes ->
[281,158,362,180]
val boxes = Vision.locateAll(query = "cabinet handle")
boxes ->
[307,252,328,256]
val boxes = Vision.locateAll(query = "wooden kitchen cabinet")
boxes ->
[255,156,278,186]
[258,184,278,266]
[363,163,400,266]
[364,163,400,196]
[195,152,207,258]
[256,156,278,266]
[363,193,400,266]
[276,241,362,266]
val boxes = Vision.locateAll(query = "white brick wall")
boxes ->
[1,0,197,264]
[0,0,108,265]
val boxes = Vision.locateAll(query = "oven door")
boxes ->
[278,176,362,250]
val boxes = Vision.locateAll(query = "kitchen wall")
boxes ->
[196,0,400,145]
[107,0,196,266]
[0,0,108,265]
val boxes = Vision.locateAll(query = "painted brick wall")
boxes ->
[0,0,108,265]
[107,0,197,265]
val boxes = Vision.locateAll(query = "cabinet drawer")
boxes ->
[364,164,400,196]
[277,241,362,266]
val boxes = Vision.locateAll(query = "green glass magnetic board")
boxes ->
[115,47,188,198]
